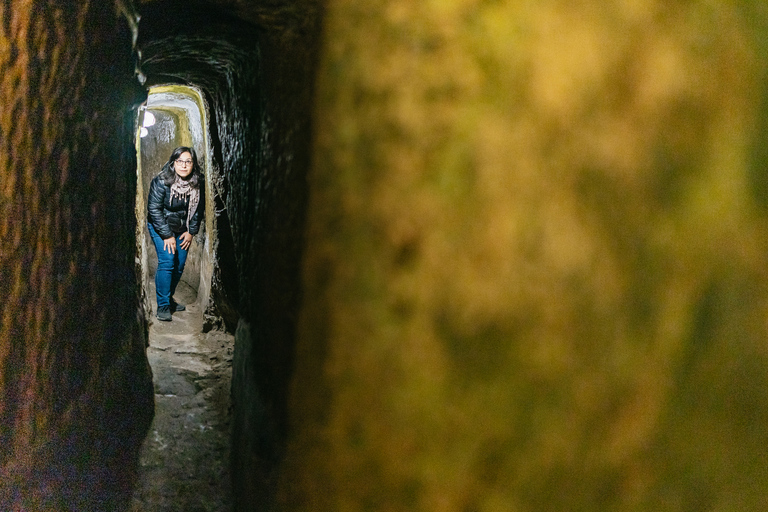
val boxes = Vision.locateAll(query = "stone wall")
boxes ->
[279,1,768,511]
[0,2,154,509]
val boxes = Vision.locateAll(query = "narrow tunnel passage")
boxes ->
[132,84,235,510]
[133,2,321,509]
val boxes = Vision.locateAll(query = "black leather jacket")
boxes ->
[147,175,204,239]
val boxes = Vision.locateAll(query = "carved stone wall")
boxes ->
[0,2,153,509]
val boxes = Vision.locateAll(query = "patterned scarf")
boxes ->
[169,174,200,232]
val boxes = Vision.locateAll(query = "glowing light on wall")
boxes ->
[142,111,156,127]
[139,110,155,138]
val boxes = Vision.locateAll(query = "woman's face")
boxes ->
[174,152,193,178]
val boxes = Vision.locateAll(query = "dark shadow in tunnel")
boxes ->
[135,2,321,508]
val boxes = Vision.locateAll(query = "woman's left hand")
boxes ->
[179,232,193,250]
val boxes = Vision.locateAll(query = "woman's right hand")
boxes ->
[163,236,176,255]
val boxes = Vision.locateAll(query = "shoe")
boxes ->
[171,301,186,312]
[157,306,172,321]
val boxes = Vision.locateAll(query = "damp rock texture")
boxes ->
[0,2,153,510]
[280,2,768,511]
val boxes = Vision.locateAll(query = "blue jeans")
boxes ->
[148,222,188,309]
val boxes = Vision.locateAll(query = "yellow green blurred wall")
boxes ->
[280,1,768,510]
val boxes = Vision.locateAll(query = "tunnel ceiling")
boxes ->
[144,87,206,152]
[139,0,321,41]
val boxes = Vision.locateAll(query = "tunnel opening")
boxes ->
[135,84,217,326]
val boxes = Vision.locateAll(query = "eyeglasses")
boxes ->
[176,159,193,166]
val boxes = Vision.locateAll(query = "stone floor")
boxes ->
[131,281,234,512]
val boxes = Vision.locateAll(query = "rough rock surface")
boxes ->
[278,2,768,511]
[0,2,153,509]
[132,282,234,512]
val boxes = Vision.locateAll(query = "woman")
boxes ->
[147,146,204,321]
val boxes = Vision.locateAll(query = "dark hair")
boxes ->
[159,146,203,188]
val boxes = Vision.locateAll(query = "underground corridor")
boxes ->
[5,1,768,511]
